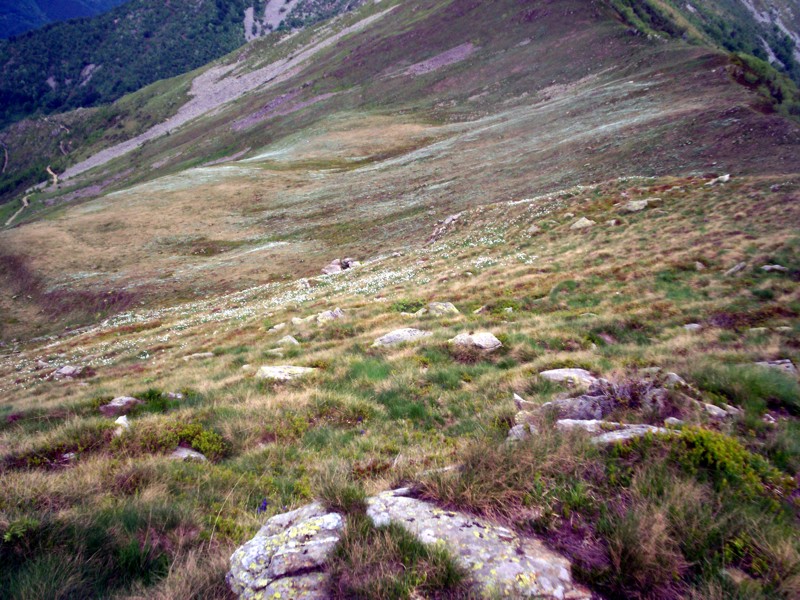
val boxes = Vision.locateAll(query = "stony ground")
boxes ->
[0,173,798,598]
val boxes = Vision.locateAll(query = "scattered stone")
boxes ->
[703,403,728,419]
[761,264,788,273]
[564,212,575,218]
[748,327,769,335]
[723,403,742,416]
[706,174,731,185]
[683,323,703,332]
[664,417,684,427]
[724,262,746,276]
[170,447,208,462]
[53,365,92,380]
[183,352,214,361]
[321,259,342,275]
[372,328,432,347]
[99,396,142,417]
[316,307,345,323]
[526,224,541,234]
[663,372,687,388]
[755,359,797,376]
[542,392,615,421]
[269,323,287,332]
[278,335,300,346]
[113,415,130,437]
[591,424,667,445]
[341,258,361,269]
[695,261,706,271]
[227,502,344,599]
[570,217,595,230]
[473,305,487,314]
[763,413,778,425]
[555,419,667,443]
[606,219,620,226]
[428,302,460,316]
[620,199,651,212]
[539,368,597,388]
[449,331,502,351]
[255,366,317,381]
[507,423,535,442]
[513,392,537,411]
[241,364,253,370]
[166,392,184,400]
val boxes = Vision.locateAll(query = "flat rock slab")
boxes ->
[256,366,317,381]
[449,331,502,351]
[539,368,597,388]
[367,489,591,599]
[373,328,432,347]
[99,396,142,417]
[555,419,667,444]
[227,503,344,600]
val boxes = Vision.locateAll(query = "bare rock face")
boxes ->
[227,503,344,599]
[372,328,432,347]
[99,396,142,417]
[449,331,502,351]
[227,490,591,599]
[255,365,317,381]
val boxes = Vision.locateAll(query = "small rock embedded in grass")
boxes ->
[754,359,797,376]
[317,307,345,323]
[113,415,130,436]
[620,198,651,212]
[427,301,459,316]
[170,447,207,462]
[683,323,702,332]
[761,264,788,273]
[182,352,214,361]
[255,365,317,380]
[724,262,746,276]
[703,403,729,419]
[705,173,731,185]
[278,335,300,346]
[538,368,597,388]
[372,328,432,347]
[52,365,93,380]
[570,216,595,230]
[449,331,502,351]
[99,396,142,417]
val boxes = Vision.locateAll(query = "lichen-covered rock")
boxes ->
[227,503,343,599]
[255,365,317,381]
[449,331,502,351]
[366,489,591,599]
[428,302,460,316]
[372,328,432,347]
[538,368,597,388]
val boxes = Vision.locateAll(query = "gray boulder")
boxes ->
[570,217,595,230]
[449,331,502,351]
[755,359,797,376]
[620,199,651,212]
[372,328,432,347]
[428,302,460,316]
[539,368,597,388]
[316,307,345,323]
[99,396,142,417]
[170,447,208,462]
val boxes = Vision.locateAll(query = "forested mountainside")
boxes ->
[0,0,130,39]
[0,0,362,128]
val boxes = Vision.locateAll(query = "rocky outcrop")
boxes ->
[227,489,591,599]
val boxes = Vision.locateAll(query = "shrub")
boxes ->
[670,427,791,498]
[137,421,228,461]
[390,299,425,313]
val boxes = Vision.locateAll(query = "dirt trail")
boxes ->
[5,195,29,227]
[46,166,59,186]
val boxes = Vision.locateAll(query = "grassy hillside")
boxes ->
[0,0,798,597]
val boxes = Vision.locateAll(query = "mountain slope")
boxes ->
[0,0,130,38]
[0,0,364,128]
